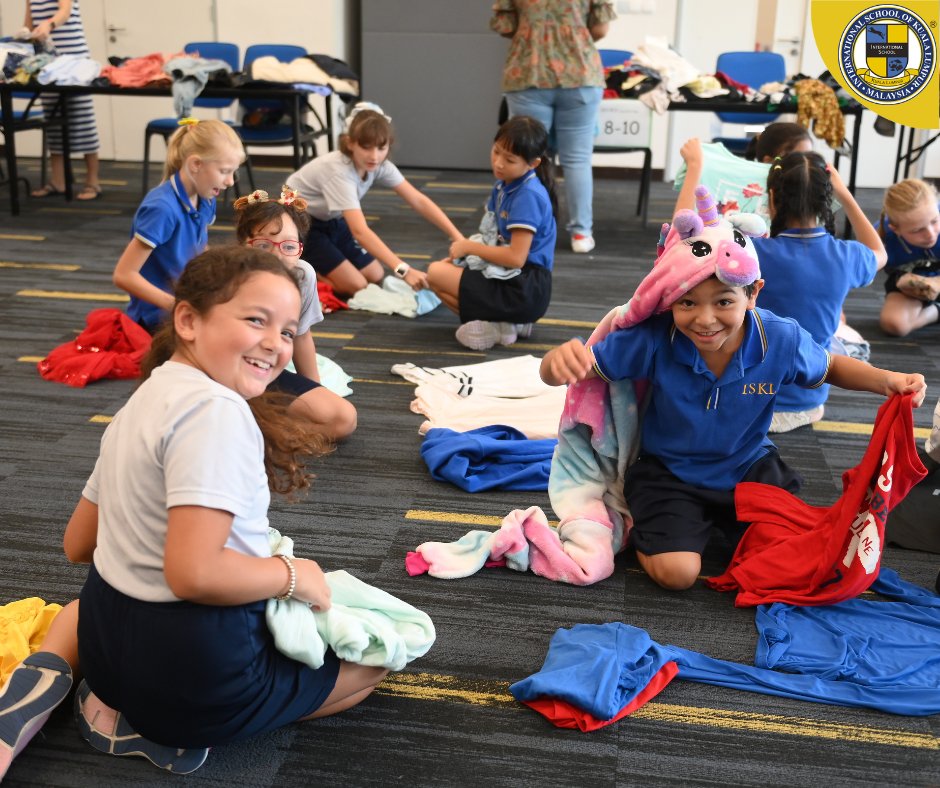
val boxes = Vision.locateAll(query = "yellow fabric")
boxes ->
[0,598,62,687]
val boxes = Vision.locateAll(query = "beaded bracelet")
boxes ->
[274,554,296,601]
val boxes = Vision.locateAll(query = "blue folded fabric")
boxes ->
[420,425,557,492]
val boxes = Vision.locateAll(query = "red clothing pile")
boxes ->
[708,394,926,606]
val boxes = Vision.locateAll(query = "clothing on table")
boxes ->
[30,0,99,154]
[421,425,557,492]
[493,0,615,236]
[708,394,926,606]
[162,55,233,118]
[76,360,341,748]
[127,172,215,330]
[754,229,876,412]
[513,571,940,730]
[591,309,831,490]
[36,53,99,85]
[673,142,771,218]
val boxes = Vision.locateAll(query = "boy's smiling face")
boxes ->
[669,276,763,358]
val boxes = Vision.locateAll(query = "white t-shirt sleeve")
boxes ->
[376,160,406,189]
[162,396,266,518]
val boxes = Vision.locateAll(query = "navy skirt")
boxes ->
[78,563,340,748]
[458,263,552,324]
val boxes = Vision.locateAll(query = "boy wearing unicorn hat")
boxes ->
[540,186,926,592]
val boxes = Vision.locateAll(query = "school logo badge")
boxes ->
[812,1,939,128]
[842,6,934,102]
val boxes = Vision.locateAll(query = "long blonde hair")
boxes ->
[163,119,244,181]
[879,178,939,238]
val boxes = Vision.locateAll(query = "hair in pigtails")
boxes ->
[766,151,834,237]
[494,115,558,219]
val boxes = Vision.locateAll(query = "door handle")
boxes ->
[106,24,125,43]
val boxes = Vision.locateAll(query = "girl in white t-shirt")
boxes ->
[286,102,465,296]
[0,247,388,777]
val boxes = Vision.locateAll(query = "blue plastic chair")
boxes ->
[594,49,652,227]
[234,44,329,189]
[141,42,240,195]
[713,51,787,155]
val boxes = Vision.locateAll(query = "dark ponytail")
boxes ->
[495,115,558,220]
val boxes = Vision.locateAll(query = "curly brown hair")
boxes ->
[140,246,330,496]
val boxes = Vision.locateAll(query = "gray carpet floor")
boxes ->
[0,156,938,787]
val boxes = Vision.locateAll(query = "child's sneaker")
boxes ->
[455,321,517,350]
[571,234,595,254]
[769,405,824,434]
[514,323,534,339]
[0,652,73,780]
[74,680,208,774]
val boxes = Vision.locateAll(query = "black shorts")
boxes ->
[624,451,803,556]
[269,368,321,398]
[78,563,340,748]
[302,216,373,274]
[458,263,552,324]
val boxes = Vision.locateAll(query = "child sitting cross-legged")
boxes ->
[539,187,927,591]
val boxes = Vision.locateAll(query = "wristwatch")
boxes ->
[394,262,410,278]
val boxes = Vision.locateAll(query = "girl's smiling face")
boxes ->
[245,215,303,267]
[174,271,300,400]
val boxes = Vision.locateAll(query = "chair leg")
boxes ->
[638,148,652,228]
[242,150,257,192]
[40,128,48,186]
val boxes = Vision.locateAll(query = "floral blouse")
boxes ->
[491,0,617,92]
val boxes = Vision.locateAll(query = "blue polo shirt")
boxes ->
[591,308,831,489]
[487,171,556,270]
[128,172,216,328]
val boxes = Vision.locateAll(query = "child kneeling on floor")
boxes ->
[539,187,927,591]
[428,116,557,350]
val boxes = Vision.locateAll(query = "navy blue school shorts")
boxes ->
[269,368,321,398]
[458,263,552,324]
[78,563,340,749]
[624,451,803,556]
[302,216,374,274]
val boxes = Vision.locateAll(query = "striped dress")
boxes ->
[30,0,99,154]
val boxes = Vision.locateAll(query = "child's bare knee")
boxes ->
[879,314,910,337]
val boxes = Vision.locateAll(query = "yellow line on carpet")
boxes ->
[352,378,413,386]
[379,673,937,750]
[209,224,233,232]
[0,261,80,271]
[815,420,930,440]
[405,509,559,527]
[538,317,599,328]
[89,415,112,424]
[0,233,44,241]
[400,253,432,260]
[423,182,493,191]
[18,356,43,363]
[16,289,128,302]
[312,331,354,340]
[442,206,480,212]
[346,346,481,357]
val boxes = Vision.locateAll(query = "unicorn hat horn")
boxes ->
[694,185,720,227]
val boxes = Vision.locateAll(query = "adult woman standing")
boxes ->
[491,0,616,253]
[25,0,102,200]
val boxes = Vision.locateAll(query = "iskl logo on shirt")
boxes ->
[741,382,776,395]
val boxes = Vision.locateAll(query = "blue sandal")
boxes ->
[0,652,73,780]
[74,680,208,774]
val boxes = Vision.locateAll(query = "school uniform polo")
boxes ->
[590,308,831,490]
[755,228,876,412]
[128,172,216,329]
[488,171,556,270]
[878,206,940,271]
